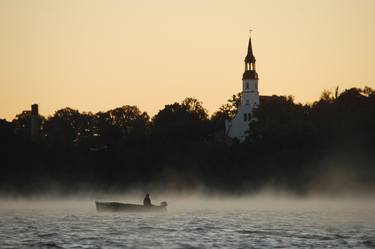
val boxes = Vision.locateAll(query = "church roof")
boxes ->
[259,95,273,102]
[244,37,256,63]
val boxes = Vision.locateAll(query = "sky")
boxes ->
[1,0,374,120]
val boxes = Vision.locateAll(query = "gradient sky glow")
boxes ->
[1,0,375,120]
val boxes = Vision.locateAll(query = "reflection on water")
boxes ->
[0,199,375,248]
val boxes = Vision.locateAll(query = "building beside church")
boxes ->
[225,36,259,142]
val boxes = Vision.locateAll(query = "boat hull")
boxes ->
[95,201,167,212]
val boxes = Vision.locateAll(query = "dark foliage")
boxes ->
[0,88,374,196]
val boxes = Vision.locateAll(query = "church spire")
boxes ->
[243,33,258,80]
[245,36,256,63]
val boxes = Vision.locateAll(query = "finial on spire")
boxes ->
[249,29,253,35]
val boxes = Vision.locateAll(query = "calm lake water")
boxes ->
[0,198,375,248]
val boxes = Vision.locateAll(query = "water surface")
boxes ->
[0,198,374,248]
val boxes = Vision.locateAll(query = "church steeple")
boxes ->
[225,32,260,142]
[245,36,256,63]
[243,35,258,80]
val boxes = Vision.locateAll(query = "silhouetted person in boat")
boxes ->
[143,193,152,206]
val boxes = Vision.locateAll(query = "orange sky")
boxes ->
[1,0,374,120]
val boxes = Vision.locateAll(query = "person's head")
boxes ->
[146,193,150,197]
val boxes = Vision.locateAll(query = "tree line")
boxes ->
[0,87,374,196]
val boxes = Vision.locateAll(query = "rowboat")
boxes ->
[95,201,167,212]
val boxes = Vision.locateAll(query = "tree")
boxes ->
[12,111,45,140]
[44,108,82,148]
[12,111,31,139]
[210,92,241,132]
[152,97,209,146]
[249,95,312,148]
[94,111,122,148]
[107,105,150,140]
[0,119,14,143]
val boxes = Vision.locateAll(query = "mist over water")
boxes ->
[1,194,375,248]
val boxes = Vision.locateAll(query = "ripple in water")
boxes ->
[0,200,375,248]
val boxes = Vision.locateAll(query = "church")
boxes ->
[225,35,263,142]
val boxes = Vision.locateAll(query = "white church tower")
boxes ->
[225,35,259,142]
